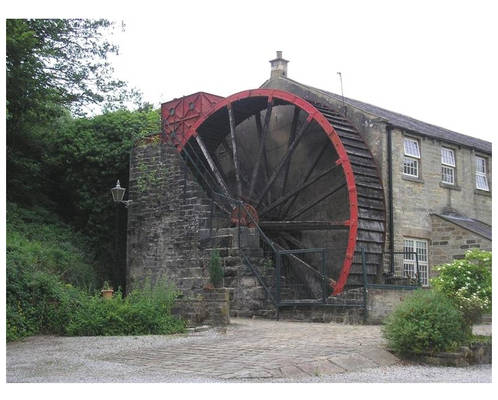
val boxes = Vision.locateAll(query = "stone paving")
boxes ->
[7,318,402,382]
[6,318,491,383]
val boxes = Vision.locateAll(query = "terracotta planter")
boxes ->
[101,289,114,299]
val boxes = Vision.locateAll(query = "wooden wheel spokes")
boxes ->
[249,100,273,199]
[254,115,313,208]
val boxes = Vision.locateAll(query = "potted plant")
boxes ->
[101,281,114,299]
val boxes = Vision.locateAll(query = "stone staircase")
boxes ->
[198,226,362,322]
[199,227,277,318]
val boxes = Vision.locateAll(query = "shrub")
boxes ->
[6,263,84,341]
[65,279,185,336]
[431,249,491,326]
[7,250,185,340]
[382,289,467,355]
[209,249,224,287]
[6,202,99,341]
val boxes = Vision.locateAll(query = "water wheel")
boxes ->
[169,89,385,295]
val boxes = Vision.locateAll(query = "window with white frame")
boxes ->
[403,138,420,177]
[475,156,489,191]
[441,147,455,185]
[403,238,429,286]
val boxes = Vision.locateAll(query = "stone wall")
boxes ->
[430,215,491,273]
[172,288,230,327]
[365,288,417,324]
[127,140,212,295]
[390,129,492,269]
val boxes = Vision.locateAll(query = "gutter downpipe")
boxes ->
[387,124,394,275]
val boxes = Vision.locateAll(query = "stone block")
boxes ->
[328,353,377,371]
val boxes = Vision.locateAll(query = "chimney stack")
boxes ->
[269,51,289,79]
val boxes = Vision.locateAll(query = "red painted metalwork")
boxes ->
[161,92,223,146]
[230,204,259,228]
[182,89,359,295]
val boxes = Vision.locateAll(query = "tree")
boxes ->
[6,19,139,205]
[46,109,161,289]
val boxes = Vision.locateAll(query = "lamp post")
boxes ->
[110,179,132,294]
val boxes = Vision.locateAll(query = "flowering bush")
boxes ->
[431,249,491,327]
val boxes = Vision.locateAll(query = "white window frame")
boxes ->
[475,156,489,191]
[403,138,420,178]
[403,238,429,287]
[404,138,420,158]
[441,147,455,185]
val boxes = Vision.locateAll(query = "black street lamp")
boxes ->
[111,180,132,207]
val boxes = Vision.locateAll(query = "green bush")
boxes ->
[431,249,491,326]
[382,289,468,355]
[6,265,84,341]
[6,202,100,341]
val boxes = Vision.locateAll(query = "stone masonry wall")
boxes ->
[172,288,230,327]
[390,128,492,282]
[127,141,212,296]
[366,288,416,324]
[430,215,491,275]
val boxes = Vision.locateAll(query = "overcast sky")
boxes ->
[98,0,497,144]
[5,0,498,144]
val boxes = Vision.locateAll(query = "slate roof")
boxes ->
[433,212,492,240]
[276,77,492,154]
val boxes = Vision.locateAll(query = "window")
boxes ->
[441,147,455,185]
[404,138,420,158]
[403,238,429,286]
[475,156,489,191]
[403,138,420,177]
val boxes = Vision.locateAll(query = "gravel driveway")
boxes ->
[6,318,491,383]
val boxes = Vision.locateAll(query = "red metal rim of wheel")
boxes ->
[181,88,358,295]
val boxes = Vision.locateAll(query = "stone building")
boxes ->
[126,52,491,323]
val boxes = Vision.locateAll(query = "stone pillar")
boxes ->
[126,140,212,295]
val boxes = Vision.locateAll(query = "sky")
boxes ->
[3,0,497,143]
[99,0,498,144]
